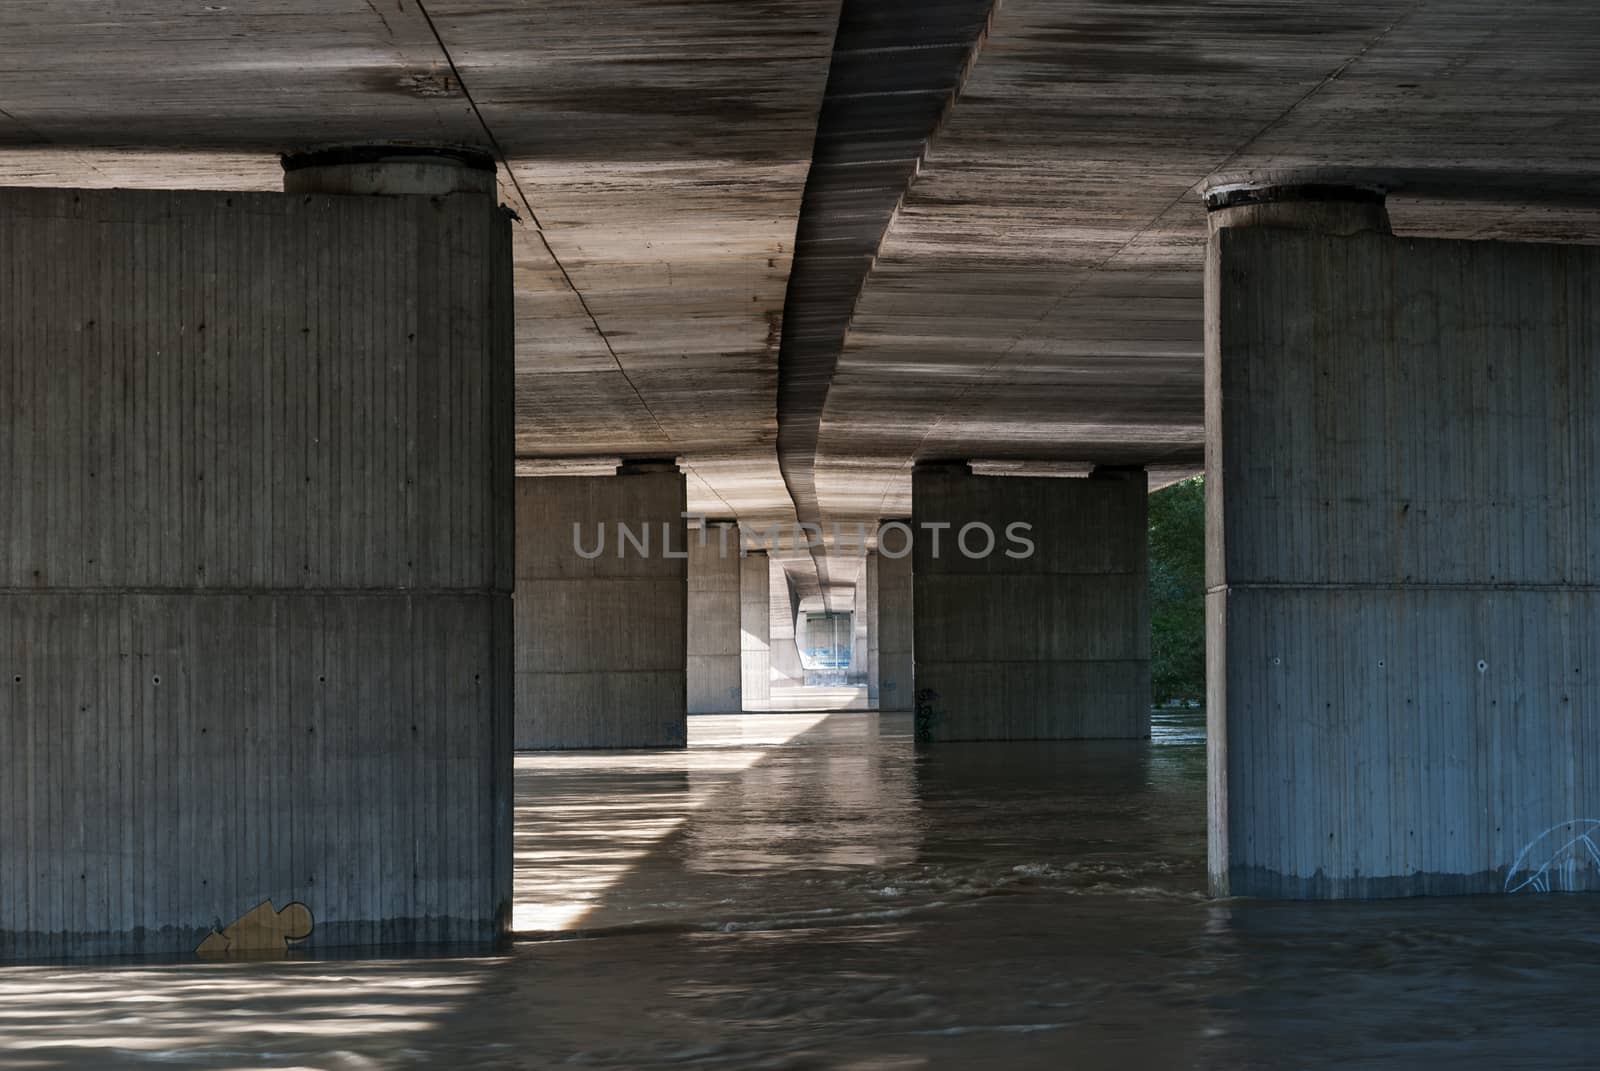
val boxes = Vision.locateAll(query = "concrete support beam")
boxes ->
[877,540,914,713]
[911,466,1150,741]
[0,185,514,958]
[866,552,882,706]
[515,464,687,749]
[740,550,772,711]
[688,522,741,713]
[1206,187,1600,898]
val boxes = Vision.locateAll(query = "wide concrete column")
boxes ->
[0,180,514,957]
[876,535,915,713]
[515,461,687,749]
[1206,183,1600,898]
[740,549,772,711]
[688,521,741,713]
[866,552,882,706]
[911,463,1150,741]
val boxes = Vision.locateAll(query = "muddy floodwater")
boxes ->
[3,710,1596,1069]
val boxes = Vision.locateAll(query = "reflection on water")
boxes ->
[4,708,1598,1069]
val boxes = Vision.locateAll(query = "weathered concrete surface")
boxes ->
[0,186,514,958]
[1206,223,1600,898]
[688,523,742,714]
[866,553,882,706]
[876,548,914,713]
[912,468,1150,741]
[514,470,687,749]
[740,551,772,711]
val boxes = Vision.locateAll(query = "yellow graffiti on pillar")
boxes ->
[195,900,313,958]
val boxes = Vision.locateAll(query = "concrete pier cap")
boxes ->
[281,144,497,197]
[1088,463,1147,483]
[616,457,682,476]
[910,458,974,477]
[1203,178,1391,236]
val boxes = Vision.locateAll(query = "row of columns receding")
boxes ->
[3,154,1598,960]
[514,458,1150,746]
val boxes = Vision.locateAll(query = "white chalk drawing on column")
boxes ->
[1504,820,1600,893]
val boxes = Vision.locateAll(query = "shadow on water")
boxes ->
[4,707,1599,1068]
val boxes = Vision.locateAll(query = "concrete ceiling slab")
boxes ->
[6,0,1600,595]
[809,0,1600,537]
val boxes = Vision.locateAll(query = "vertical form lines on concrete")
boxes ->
[688,521,742,713]
[741,549,772,711]
[0,186,513,957]
[911,468,1150,740]
[1207,209,1600,898]
[866,551,882,706]
[514,468,688,748]
[877,546,914,712]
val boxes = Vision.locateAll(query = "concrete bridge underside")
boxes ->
[3,1,1595,600]
[4,0,1600,956]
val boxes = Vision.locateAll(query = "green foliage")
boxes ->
[1148,476,1206,706]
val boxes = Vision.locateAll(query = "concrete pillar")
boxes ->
[769,559,805,688]
[0,181,514,958]
[866,552,882,706]
[688,521,741,713]
[741,550,772,711]
[1205,183,1600,898]
[911,463,1150,741]
[515,461,687,749]
[850,574,870,684]
[877,536,914,712]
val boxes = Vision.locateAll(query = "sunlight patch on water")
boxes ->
[511,711,835,932]
[0,963,492,1064]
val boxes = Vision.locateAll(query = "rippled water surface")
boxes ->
[4,709,1597,1069]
